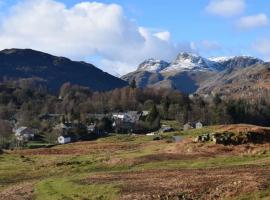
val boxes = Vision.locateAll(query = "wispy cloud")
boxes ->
[205,0,245,17]
[236,14,269,30]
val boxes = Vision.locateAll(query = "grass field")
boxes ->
[0,124,270,200]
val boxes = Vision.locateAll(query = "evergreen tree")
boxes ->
[146,104,159,123]
[130,79,137,89]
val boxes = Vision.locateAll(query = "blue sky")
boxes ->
[59,0,270,56]
[0,0,270,74]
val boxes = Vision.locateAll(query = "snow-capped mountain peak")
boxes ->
[135,53,264,74]
[208,56,235,63]
[161,52,219,73]
[137,59,169,72]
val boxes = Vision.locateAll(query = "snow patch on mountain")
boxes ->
[137,59,169,72]
[208,56,235,63]
[161,52,221,73]
[134,53,264,74]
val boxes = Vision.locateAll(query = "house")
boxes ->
[112,111,144,123]
[142,111,150,117]
[183,123,194,131]
[14,127,35,141]
[87,123,96,133]
[54,122,73,135]
[196,122,204,129]
[58,135,71,144]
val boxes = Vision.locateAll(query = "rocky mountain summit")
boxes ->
[122,52,266,96]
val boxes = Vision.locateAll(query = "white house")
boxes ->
[13,127,35,141]
[183,123,194,131]
[58,136,71,144]
[196,122,204,129]
[112,111,142,123]
[87,124,96,133]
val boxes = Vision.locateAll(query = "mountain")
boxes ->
[198,62,270,98]
[122,52,265,95]
[137,59,170,72]
[161,52,223,73]
[0,49,127,92]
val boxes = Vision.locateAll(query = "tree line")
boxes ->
[1,79,270,148]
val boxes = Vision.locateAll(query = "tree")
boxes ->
[161,96,170,119]
[213,94,222,106]
[146,104,159,123]
[0,120,13,149]
[130,79,137,89]
[97,117,113,133]
[44,128,62,144]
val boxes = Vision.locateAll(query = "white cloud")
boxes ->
[252,38,270,61]
[236,14,268,30]
[0,0,184,75]
[153,31,171,42]
[205,0,245,17]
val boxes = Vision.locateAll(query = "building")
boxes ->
[183,123,194,131]
[87,124,96,133]
[112,111,145,123]
[14,127,35,141]
[58,136,71,144]
[54,122,73,135]
[112,111,144,133]
[196,122,203,129]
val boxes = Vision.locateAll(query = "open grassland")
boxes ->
[0,124,270,200]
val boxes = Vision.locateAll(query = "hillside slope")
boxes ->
[198,63,270,98]
[0,49,127,92]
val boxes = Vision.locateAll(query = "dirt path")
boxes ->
[0,182,34,200]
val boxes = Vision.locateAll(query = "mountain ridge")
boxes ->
[0,48,128,92]
[122,52,266,96]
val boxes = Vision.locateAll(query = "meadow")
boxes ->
[0,124,270,200]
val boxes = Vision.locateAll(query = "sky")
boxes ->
[0,0,270,75]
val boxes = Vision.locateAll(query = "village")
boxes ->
[11,110,205,147]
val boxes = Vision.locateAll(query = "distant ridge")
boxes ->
[0,48,128,92]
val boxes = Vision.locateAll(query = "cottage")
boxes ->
[87,124,96,133]
[54,122,73,135]
[141,111,150,117]
[196,122,203,129]
[57,136,71,144]
[183,123,194,131]
[14,127,35,141]
[112,111,143,123]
